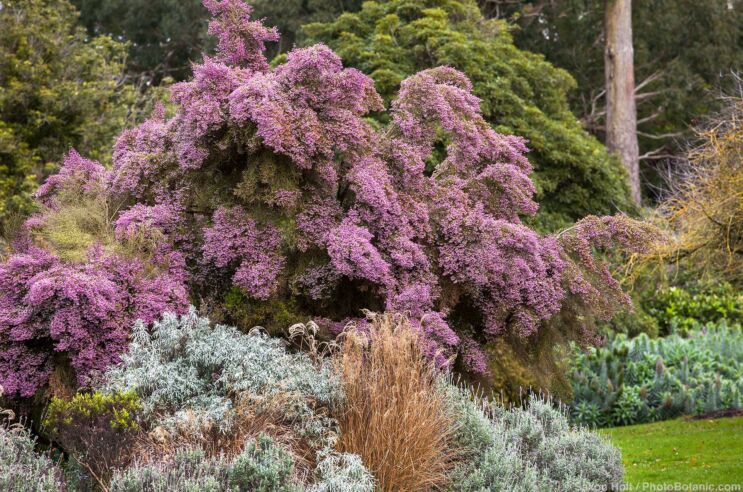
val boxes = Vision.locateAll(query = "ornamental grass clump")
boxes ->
[0,0,658,401]
[333,313,460,491]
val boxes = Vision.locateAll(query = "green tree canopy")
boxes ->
[71,0,210,83]
[303,0,634,230]
[0,0,132,232]
[71,0,362,82]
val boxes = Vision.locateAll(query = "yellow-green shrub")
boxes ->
[44,391,142,486]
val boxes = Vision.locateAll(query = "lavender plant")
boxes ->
[0,386,67,491]
[444,385,624,492]
[108,435,296,492]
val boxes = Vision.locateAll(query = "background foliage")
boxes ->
[0,0,134,234]
[71,0,363,83]
[571,323,743,428]
[494,0,743,197]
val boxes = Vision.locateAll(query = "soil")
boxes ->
[688,408,743,420]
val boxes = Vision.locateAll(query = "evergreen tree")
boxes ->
[71,0,210,83]
[72,0,362,82]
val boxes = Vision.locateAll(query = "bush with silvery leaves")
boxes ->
[444,384,623,492]
[0,385,66,491]
[102,308,341,441]
[109,433,374,492]
[102,309,372,490]
[109,434,295,492]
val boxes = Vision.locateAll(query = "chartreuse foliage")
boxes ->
[44,391,143,486]
[571,323,743,428]
[302,0,634,231]
[0,0,134,232]
[641,283,743,336]
[608,281,743,339]
[45,391,142,434]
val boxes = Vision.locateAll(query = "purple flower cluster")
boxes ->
[35,150,108,208]
[203,0,279,70]
[0,0,656,386]
[0,248,188,397]
[202,207,285,300]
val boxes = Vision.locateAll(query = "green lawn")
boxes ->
[602,416,743,487]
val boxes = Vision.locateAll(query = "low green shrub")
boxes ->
[571,323,743,427]
[641,283,743,335]
[44,390,143,486]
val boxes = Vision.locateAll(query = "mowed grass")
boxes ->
[602,416,743,487]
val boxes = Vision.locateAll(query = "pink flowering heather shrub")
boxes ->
[0,0,657,395]
[0,151,189,398]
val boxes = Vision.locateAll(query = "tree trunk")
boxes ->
[604,0,641,204]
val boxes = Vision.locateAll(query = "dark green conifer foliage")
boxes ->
[494,0,743,194]
[72,0,363,82]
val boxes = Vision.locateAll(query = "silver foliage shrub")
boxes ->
[309,450,375,492]
[109,435,375,492]
[103,308,341,439]
[109,434,296,492]
[102,309,374,490]
[444,385,624,492]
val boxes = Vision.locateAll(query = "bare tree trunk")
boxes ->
[604,0,641,204]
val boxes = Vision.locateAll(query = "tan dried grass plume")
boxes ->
[333,313,460,491]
